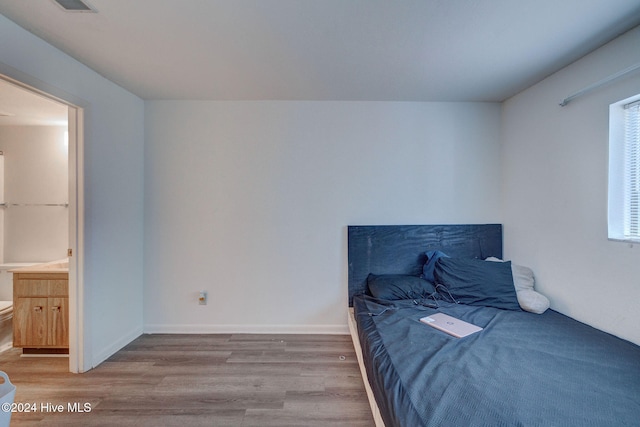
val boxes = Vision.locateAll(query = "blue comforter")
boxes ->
[353,295,640,427]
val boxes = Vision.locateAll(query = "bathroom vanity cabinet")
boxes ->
[12,268,69,351]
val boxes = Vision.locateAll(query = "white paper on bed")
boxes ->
[420,313,483,338]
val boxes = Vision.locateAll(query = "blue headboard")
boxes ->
[347,224,502,306]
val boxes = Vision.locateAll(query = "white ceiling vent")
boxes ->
[51,0,96,12]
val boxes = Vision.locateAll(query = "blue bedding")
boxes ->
[353,295,640,427]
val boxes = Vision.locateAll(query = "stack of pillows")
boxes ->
[367,250,549,314]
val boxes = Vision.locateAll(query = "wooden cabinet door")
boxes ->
[48,297,69,347]
[13,297,48,347]
[12,272,69,349]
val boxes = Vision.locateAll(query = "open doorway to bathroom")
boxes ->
[0,74,84,373]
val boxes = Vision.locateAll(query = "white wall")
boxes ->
[144,101,502,332]
[0,15,145,368]
[502,26,640,345]
[0,126,68,263]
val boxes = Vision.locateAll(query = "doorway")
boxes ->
[0,73,84,373]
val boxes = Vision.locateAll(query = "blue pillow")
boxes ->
[433,258,521,311]
[422,250,449,282]
[367,274,436,300]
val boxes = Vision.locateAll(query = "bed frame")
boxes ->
[347,224,503,426]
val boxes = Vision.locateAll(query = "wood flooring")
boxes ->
[0,334,375,426]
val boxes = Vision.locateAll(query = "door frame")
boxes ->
[0,67,86,373]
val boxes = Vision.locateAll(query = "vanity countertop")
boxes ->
[9,259,69,274]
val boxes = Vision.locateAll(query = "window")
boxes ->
[609,95,640,242]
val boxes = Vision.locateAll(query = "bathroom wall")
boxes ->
[0,125,68,263]
[1,13,145,370]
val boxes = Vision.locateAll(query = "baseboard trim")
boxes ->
[91,326,143,368]
[143,323,349,335]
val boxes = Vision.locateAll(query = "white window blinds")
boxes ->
[624,100,640,238]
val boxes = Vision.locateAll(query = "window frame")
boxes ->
[609,94,640,243]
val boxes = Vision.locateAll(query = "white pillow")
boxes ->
[485,257,550,314]
[515,289,550,314]
[511,264,549,314]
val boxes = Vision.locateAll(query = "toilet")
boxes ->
[0,262,37,353]
[0,301,12,352]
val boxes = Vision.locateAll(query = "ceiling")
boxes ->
[0,79,68,126]
[0,0,639,101]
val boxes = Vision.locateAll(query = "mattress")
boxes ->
[353,294,640,427]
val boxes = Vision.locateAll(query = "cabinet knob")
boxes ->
[51,306,61,312]
[33,306,43,312]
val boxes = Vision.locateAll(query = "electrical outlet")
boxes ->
[198,291,207,305]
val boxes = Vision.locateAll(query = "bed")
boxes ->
[347,224,640,427]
